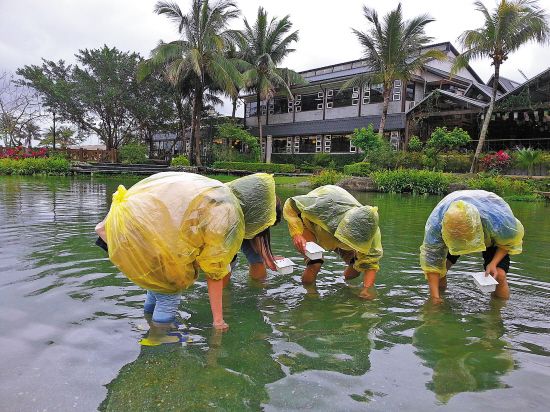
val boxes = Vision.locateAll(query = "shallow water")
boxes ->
[1,176,549,411]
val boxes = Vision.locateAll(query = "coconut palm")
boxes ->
[515,147,543,176]
[139,0,242,166]
[343,3,446,137]
[234,7,305,160]
[453,0,549,173]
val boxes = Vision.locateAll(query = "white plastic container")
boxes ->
[305,242,325,260]
[471,272,499,293]
[274,258,296,275]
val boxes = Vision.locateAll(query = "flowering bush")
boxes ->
[480,150,511,174]
[0,146,48,159]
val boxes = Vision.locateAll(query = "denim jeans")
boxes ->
[143,290,181,323]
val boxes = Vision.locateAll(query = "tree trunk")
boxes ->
[193,88,203,167]
[379,86,391,137]
[52,111,56,151]
[471,63,500,173]
[231,96,237,119]
[257,93,263,162]
[175,96,186,160]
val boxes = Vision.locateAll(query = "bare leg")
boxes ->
[302,263,322,284]
[492,268,510,299]
[249,263,267,281]
[222,272,231,288]
[439,276,447,291]
[427,273,443,304]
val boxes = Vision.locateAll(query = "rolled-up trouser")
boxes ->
[143,290,181,324]
[446,246,510,272]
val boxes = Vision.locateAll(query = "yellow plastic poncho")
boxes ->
[104,172,276,294]
[420,190,524,277]
[283,185,383,271]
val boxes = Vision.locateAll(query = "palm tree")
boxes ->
[140,0,242,166]
[453,0,549,173]
[343,4,446,137]
[235,7,305,161]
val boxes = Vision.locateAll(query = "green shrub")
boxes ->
[371,169,451,195]
[350,124,383,152]
[0,157,70,175]
[312,153,335,168]
[441,153,472,173]
[343,162,375,176]
[216,122,260,161]
[212,161,296,173]
[271,153,363,168]
[466,175,534,197]
[119,143,148,164]
[394,151,424,169]
[308,169,345,188]
[298,165,323,173]
[363,139,396,170]
[513,148,543,177]
[170,155,190,167]
[408,136,423,152]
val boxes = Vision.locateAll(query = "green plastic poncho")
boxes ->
[104,172,276,294]
[226,173,276,239]
[283,185,383,271]
[420,190,524,277]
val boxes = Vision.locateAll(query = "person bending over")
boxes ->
[283,185,383,299]
[420,190,524,303]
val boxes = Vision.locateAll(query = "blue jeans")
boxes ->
[241,239,263,264]
[143,290,181,324]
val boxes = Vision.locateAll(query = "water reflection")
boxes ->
[413,299,514,403]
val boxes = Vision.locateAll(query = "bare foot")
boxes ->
[359,287,375,300]
[213,320,229,332]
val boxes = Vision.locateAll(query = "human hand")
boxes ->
[213,319,229,332]
[431,296,443,305]
[292,235,307,254]
[485,261,498,278]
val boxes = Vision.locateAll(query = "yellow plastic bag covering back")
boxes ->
[104,172,244,293]
[334,205,380,253]
[420,189,524,276]
[442,200,485,255]
[226,173,276,239]
[290,185,362,235]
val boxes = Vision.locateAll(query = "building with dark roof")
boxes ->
[242,42,499,159]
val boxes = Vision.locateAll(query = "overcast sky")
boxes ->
[2,0,550,134]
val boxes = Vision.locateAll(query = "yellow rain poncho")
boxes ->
[104,172,276,293]
[283,185,383,271]
[420,190,524,277]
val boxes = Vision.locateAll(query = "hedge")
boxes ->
[0,157,71,175]
[170,155,190,167]
[271,153,363,168]
[212,161,296,173]
[371,169,451,195]
[343,162,375,176]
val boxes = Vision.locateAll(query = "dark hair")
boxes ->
[274,197,282,225]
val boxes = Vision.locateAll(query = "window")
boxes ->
[406,82,415,101]
[299,92,323,111]
[363,85,370,105]
[370,83,384,103]
[272,97,289,114]
[246,102,257,117]
[392,80,401,101]
[315,135,322,153]
[332,88,354,108]
[324,135,331,153]
[330,135,352,153]
[298,136,317,153]
[272,137,287,153]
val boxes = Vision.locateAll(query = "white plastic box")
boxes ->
[471,272,499,293]
[274,258,296,275]
[305,242,325,260]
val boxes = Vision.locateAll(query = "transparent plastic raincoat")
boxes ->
[420,190,524,277]
[283,185,383,271]
[104,172,276,293]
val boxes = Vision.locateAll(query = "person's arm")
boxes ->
[354,228,383,298]
[207,277,228,331]
[95,217,107,242]
[283,199,307,254]
[485,247,509,277]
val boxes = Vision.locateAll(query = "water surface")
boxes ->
[1,176,549,411]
